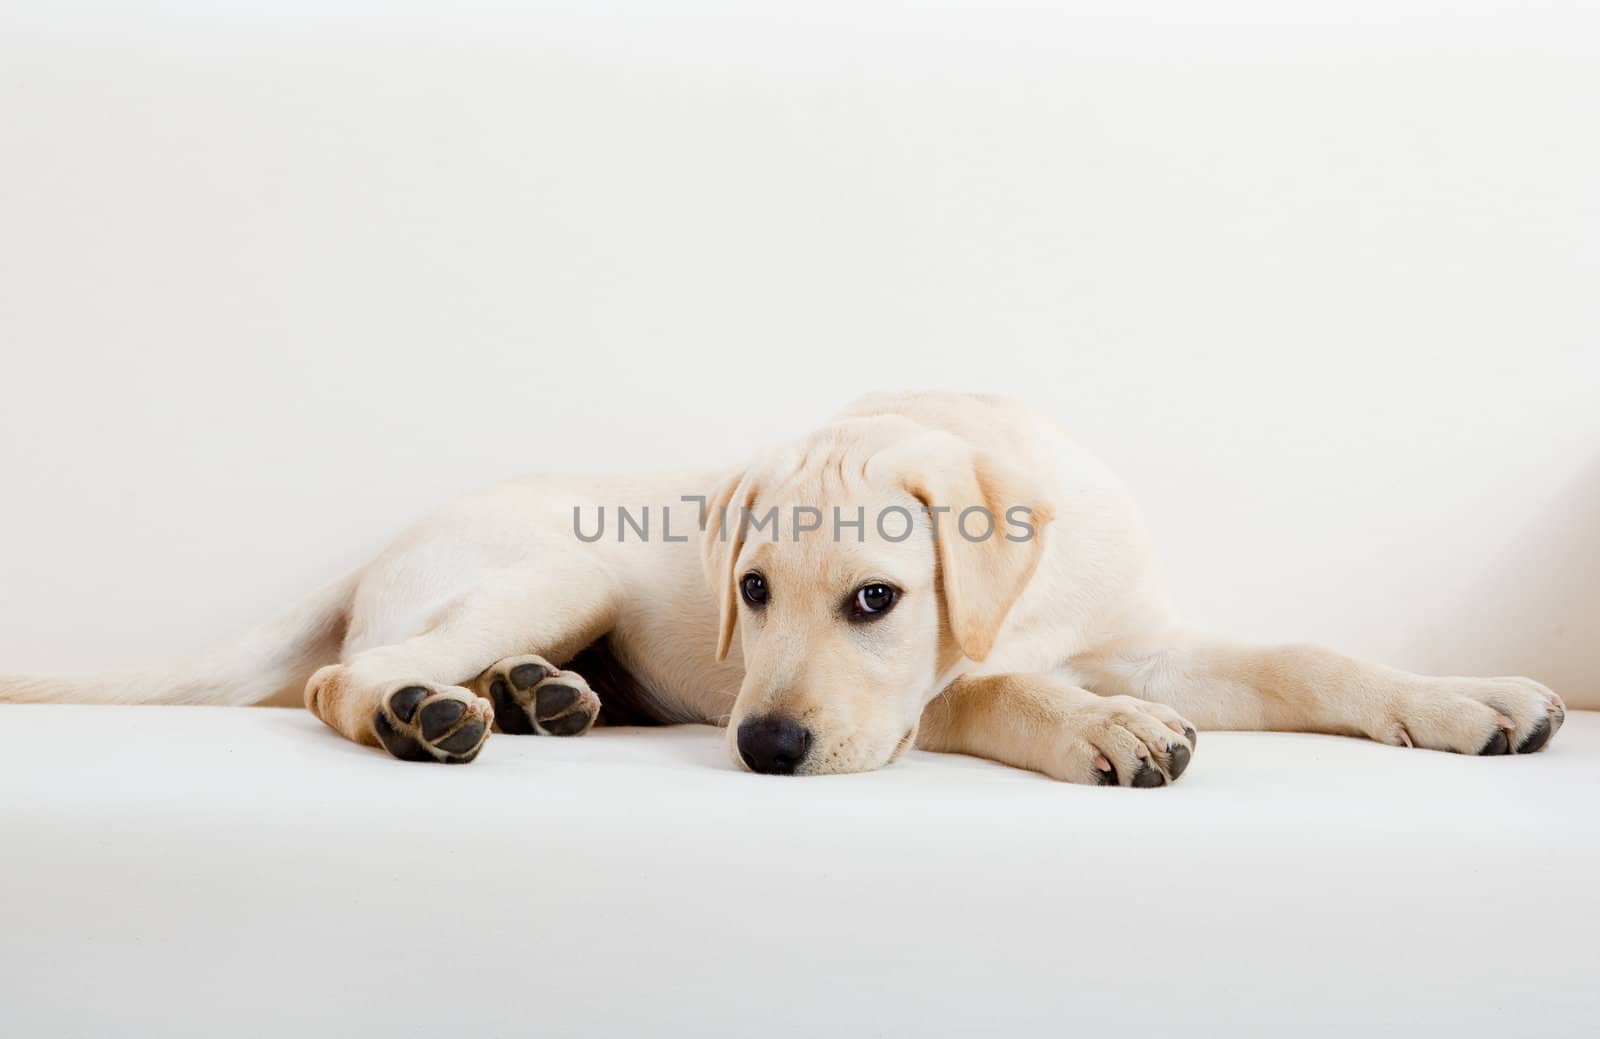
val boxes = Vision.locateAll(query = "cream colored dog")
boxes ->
[0,392,1565,783]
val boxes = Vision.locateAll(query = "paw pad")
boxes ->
[474,655,601,738]
[1516,716,1553,755]
[373,685,491,764]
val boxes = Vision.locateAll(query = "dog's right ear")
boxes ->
[700,465,756,662]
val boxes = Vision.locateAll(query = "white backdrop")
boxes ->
[2,2,1596,706]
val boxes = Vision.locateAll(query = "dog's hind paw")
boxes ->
[373,684,493,763]
[471,654,602,737]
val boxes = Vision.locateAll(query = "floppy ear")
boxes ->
[884,433,1055,662]
[701,466,757,662]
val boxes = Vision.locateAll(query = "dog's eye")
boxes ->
[740,572,769,608]
[849,583,898,621]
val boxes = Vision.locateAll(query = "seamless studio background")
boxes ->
[1,2,1596,706]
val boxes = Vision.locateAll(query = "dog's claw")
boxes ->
[1166,741,1192,780]
[1131,761,1167,787]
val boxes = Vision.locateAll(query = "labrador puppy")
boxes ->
[0,392,1565,783]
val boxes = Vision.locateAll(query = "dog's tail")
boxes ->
[0,570,358,707]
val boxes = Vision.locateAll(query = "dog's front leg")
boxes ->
[1072,632,1566,755]
[916,674,1198,786]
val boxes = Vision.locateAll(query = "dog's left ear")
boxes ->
[877,433,1055,662]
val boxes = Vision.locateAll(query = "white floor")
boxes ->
[2,705,1596,1037]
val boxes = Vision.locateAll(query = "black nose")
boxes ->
[737,715,813,775]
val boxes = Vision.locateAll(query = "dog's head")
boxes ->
[704,416,1053,775]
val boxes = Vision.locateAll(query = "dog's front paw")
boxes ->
[373,684,493,763]
[1382,677,1564,755]
[471,654,601,737]
[1052,695,1197,787]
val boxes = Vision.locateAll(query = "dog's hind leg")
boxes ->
[306,557,620,763]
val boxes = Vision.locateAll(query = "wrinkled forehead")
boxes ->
[730,430,934,581]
